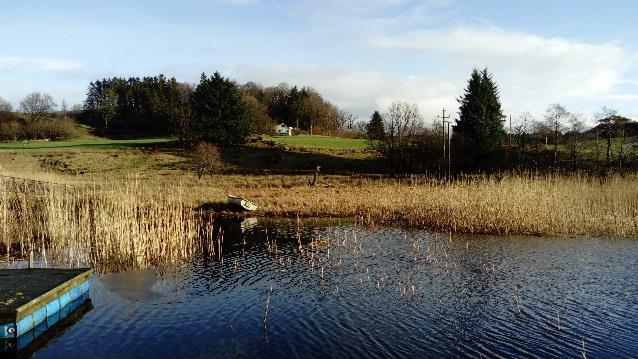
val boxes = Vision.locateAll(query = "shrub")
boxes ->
[193,142,222,178]
[25,117,77,140]
[0,119,26,141]
[0,115,76,141]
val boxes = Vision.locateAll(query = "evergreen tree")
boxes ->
[190,72,249,144]
[83,75,186,136]
[366,110,385,140]
[454,68,505,157]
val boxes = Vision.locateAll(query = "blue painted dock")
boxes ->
[0,268,92,353]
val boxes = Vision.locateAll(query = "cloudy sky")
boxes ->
[1,0,637,125]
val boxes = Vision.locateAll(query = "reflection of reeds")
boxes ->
[264,279,272,334]
[0,177,201,272]
[557,309,561,331]
[582,338,587,358]
[512,289,522,314]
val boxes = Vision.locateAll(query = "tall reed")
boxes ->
[0,176,202,272]
[238,173,638,237]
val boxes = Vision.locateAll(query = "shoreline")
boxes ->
[205,212,628,238]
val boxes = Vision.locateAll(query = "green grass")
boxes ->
[0,137,175,152]
[264,135,371,150]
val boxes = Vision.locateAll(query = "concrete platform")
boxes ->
[0,269,92,340]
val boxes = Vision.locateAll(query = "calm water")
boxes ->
[13,219,638,358]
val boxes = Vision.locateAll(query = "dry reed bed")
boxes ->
[237,174,638,237]
[0,177,203,271]
[1,172,636,272]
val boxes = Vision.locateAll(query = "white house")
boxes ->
[275,123,293,136]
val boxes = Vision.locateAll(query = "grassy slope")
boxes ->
[0,137,174,151]
[0,123,174,151]
[0,125,379,176]
[265,135,371,150]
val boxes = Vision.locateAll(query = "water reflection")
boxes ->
[21,219,638,357]
[1,297,92,359]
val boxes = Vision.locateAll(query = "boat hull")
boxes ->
[228,195,258,211]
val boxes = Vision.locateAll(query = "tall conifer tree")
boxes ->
[190,72,249,144]
[366,110,385,140]
[454,68,505,157]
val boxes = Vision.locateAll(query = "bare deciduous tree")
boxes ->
[339,110,356,130]
[566,113,585,168]
[19,92,57,119]
[595,106,618,166]
[514,112,534,146]
[544,103,570,163]
[376,101,424,173]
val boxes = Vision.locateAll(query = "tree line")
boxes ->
[81,73,354,142]
[363,68,637,174]
[83,75,189,137]
[1,71,356,144]
[2,68,635,174]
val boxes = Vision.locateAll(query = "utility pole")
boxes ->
[554,121,559,164]
[441,108,450,159]
[595,131,600,171]
[447,121,452,179]
[441,108,451,180]
[509,115,512,147]
[619,128,625,169]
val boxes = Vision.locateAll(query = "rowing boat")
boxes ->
[228,195,258,211]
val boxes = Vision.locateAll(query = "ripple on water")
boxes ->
[15,220,638,358]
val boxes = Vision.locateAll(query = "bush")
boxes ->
[193,142,222,178]
[0,115,76,141]
[26,117,77,140]
[0,119,26,141]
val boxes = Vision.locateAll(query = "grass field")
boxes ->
[264,135,371,150]
[0,137,174,152]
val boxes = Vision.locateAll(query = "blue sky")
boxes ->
[1,0,637,125]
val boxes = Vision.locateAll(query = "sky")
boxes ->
[1,0,637,126]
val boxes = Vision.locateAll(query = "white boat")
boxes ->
[228,195,258,211]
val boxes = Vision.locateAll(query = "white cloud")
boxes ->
[226,19,637,123]
[228,64,459,121]
[198,0,258,5]
[369,26,636,105]
[598,94,638,101]
[0,56,81,72]
[226,0,257,5]
[225,27,638,122]
[284,0,455,29]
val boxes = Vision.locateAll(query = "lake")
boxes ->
[8,218,638,358]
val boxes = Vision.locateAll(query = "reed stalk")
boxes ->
[0,176,202,272]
